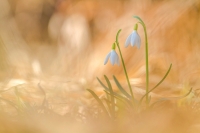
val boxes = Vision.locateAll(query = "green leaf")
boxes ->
[151,64,172,92]
[104,90,128,102]
[139,64,172,104]
[104,75,115,118]
[97,77,124,98]
[87,89,109,117]
[103,98,112,116]
[104,90,133,108]
[150,98,169,108]
[150,88,192,108]
[97,77,109,90]
[113,75,132,99]
[173,88,193,99]
[104,98,125,111]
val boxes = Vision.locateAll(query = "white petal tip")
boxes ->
[124,44,129,48]
[131,44,135,47]
[104,52,111,65]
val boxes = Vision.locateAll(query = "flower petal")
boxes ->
[110,50,116,65]
[116,54,120,66]
[104,52,111,65]
[130,32,137,47]
[125,33,132,47]
[136,35,141,49]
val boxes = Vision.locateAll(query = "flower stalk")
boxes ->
[133,16,149,105]
[115,29,135,102]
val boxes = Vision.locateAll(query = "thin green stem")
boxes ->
[135,16,149,106]
[133,16,150,106]
[115,29,134,102]
[143,24,149,105]
[139,64,172,104]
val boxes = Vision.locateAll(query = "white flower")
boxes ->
[125,30,141,49]
[104,50,120,66]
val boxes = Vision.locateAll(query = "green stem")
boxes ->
[133,16,150,106]
[138,20,149,106]
[144,24,149,105]
[115,29,134,102]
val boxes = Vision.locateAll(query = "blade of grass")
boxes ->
[104,90,133,108]
[113,75,132,99]
[139,64,172,104]
[104,90,129,102]
[104,98,128,112]
[97,77,124,98]
[97,77,109,90]
[150,98,169,108]
[104,91,131,115]
[104,75,115,118]
[87,89,110,117]
[103,99,112,117]
[106,92,111,103]
[150,88,192,107]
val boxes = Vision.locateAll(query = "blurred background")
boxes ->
[0,0,200,114]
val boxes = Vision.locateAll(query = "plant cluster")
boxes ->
[87,16,192,119]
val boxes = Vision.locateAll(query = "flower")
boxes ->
[104,43,120,66]
[125,24,141,49]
